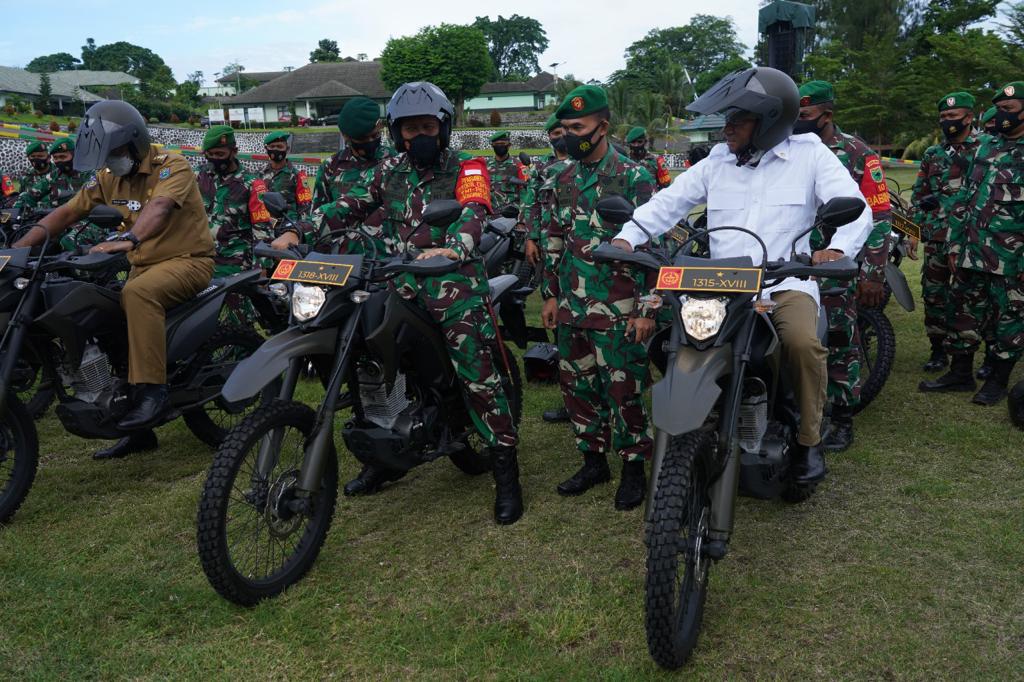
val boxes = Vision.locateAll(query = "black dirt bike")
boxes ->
[195,196,523,606]
[0,206,277,524]
[591,194,865,670]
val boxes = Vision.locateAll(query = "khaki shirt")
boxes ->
[64,148,215,267]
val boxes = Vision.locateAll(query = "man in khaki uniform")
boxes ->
[14,100,215,459]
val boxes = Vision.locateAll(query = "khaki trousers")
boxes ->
[770,289,828,446]
[121,256,214,384]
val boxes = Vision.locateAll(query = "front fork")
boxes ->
[0,279,41,416]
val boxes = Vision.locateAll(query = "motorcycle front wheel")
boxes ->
[645,428,715,670]
[196,400,337,606]
[0,394,40,524]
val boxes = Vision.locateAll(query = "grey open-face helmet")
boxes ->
[73,100,151,172]
[687,67,799,153]
[386,82,455,149]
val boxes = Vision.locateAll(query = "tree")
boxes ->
[26,53,80,73]
[380,24,493,124]
[187,70,204,85]
[309,39,342,63]
[37,73,52,114]
[86,41,176,99]
[1002,1,1024,46]
[471,15,549,81]
[80,38,97,69]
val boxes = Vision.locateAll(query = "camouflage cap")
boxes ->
[544,113,561,132]
[263,130,291,146]
[938,91,975,112]
[202,124,236,151]
[338,96,380,137]
[25,141,46,156]
[798,80,834,107]
[992,81,1024,103]
[49,137,74,154]
[489,130,510,143]
[625,126,647,143]
[981,106,997,124]
[555,85,609,120]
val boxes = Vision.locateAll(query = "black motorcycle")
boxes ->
[196,198,523,606]
[0,206,277,523]
[591,195,864,669]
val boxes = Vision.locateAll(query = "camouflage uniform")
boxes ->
[486,155,529,219]
[315,150,517,448]
[946,133,1024,361]
[14,167,105,250]
[811,126,893,407]
[311,144,397,211]
[633,152,672,191]
[526,153,569,244]
[911,135,981,340]
[541,144,656,462]
[261,161,311,222]
[16,165,50,197]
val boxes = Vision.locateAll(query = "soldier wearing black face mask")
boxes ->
[14,137,92,211]
[17,141,51,197]
[260,131,310,221]
[310,96,396,212]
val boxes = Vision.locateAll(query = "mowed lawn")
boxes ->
[1,167,1023,678]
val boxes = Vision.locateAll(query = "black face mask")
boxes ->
[491,144,510,158]
[629,145,646,159]
[267,150,288,163]
[208,157,234,175]
[55,160,74,174]
[994,108,1024,136]
[30,159,49,172]
[940,117,969,140]
[564,126,604,161]
[350,137,381,159]
[406,134,440,167]
[550,136,567,154]
[792,114,825,136]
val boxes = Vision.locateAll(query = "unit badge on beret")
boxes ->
[570,96,584,111]
[1006,85,1016,96]
[799,96,811,107]
[947,97,955,106]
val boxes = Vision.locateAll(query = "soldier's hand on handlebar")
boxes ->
[416,247,458,261]
[610,238,634,253]
[525,238,540,265]
[271,232,300,250]
[90,240,133,254]
[811,249,844,264]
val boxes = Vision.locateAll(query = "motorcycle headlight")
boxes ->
[680,296,728,341]
[291,284,327,322]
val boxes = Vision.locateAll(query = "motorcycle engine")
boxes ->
[356,360,411,430]
[63,342,115,404]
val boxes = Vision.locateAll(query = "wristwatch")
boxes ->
[105,231,139,249]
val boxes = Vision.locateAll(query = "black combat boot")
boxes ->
[614,460,646,511]
[490,445,523,525]
[117,384,169,430]
[919,353,976,393]
[343,464,406,496]
[971,358,1016,406]
[557,451,611,496]
[922,336,948,372]
[976,347,996,380]
[93,430,158,460]
[542,406,570,423]
[791,442,827,485]
[822,405,854,453]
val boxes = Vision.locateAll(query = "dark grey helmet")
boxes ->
[687,67,799,152]
[74,100,151,172]
[386,82,455,148]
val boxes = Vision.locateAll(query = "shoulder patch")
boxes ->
[159,167,171,180]
[85,175,98,189]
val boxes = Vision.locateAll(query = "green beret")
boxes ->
[489,130,510,143]
[24,141,46,156]
[203,125,235,151]
[264,130,291,146]
[938,91,975,112]
[625,126,647,143]
[798,80,834,106]
[992,81,1024,103]
[48,137,74,154]
[544,113,561,132]
[338,97,380,137]
[555,85,609,120]
[981,106,997,124]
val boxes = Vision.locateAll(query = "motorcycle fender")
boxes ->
[885,262,916,312]
[221,326,337,403]
[653,344,732,436]
[488,274,519,304]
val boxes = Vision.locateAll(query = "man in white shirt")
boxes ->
[611,67,872,484]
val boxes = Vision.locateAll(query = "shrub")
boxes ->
[169,113,181,124]
[489,109,502,127]
[34,110,44,118]
[48,120,60,132]
[148,116,159,124]
[3,105,14,116]
[67,118,78,132]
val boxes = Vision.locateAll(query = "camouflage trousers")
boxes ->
[820,280,862,408]
[922,241,953,339]
[557,325,653,462]
[945,269,1024,362]
[214,263,259,329]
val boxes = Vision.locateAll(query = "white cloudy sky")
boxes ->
[1,0,761,84]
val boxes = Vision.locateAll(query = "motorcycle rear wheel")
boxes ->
[645,429,715,670]
[196,400,337,606]
[853,307,896,414]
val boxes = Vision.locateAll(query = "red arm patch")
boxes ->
[295,169,312,205]
[1,175,13,197]
[860,155,891,214]
[249,178,271,223]
[455,158,492,212]
[655,156,672,187]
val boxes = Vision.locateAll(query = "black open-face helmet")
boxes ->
[74,100,150,172]
[687,67,799,153]
[386,82,455,150]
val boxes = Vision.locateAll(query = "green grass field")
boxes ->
[2,166,1023,678]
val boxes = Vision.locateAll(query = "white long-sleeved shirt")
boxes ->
[615,134,873,304]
